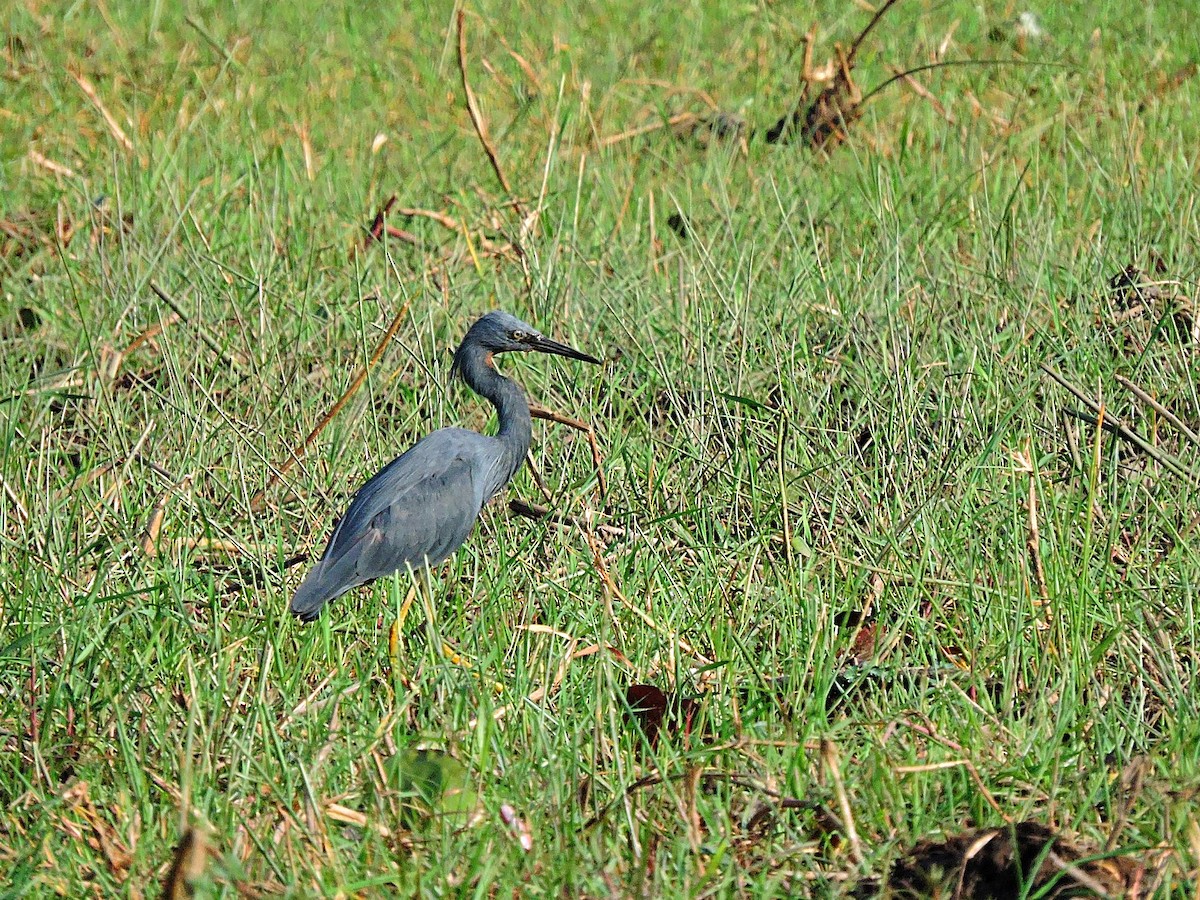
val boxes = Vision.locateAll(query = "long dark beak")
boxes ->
[528,335,601,364]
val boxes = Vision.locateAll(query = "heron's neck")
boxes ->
[460,346,532,466]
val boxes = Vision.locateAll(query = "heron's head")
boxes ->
[452,311,599,377]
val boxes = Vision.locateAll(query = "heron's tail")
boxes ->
[290,569,335,622]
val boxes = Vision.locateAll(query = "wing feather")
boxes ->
[290,429,499,620]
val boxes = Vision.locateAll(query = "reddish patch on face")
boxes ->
[484,352,495,369]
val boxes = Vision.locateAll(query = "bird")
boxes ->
[290,310,600,622]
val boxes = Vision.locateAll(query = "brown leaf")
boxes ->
[162,827,209,899]
[625,684,668,747]
[60,781,133,880]
[624,684,702,749]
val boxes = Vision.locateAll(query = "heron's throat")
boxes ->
[458,344,533,467]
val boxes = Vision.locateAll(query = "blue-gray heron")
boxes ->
[290,310,599,621]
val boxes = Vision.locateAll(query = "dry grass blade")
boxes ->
[251,299,412,511]
[142,474,196,557]
[893,760,1008,820]
[1040,363,1197,484]
[70,70,135,153]
[28,148,77,178]
[1,473,30,524]
[530,405,608,500]
[1010,445,1050,610]
[1115,374,1200,447]
[457,10,521,219]
[60,782,133,880]
[821,738,865,866]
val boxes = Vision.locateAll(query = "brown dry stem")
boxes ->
[1041,363,1197,484]
[457,10,522,221]
[251,299,411,512]
[531,404,608,501]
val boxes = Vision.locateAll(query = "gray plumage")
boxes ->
[290,310,599,622]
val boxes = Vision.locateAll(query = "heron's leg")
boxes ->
[388,573,412,668]
[393,567,500,692]
[387,568,423,670]
[418,565,436,627]
[417,565,447,657]
[417,567,502,691]
[397,575,421,631]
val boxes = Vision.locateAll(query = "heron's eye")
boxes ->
[511,330,526,341]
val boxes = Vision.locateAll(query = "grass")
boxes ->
[2,0,1199,894]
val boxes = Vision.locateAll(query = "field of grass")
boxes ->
[3,0,1200,895]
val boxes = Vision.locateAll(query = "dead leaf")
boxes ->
[162,827,208,899]
[624,684,702,749]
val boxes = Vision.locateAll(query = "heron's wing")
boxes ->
[290,430,502,620]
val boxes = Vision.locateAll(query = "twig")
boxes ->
[70,70,135,153]
[149,283,246,376]
[397,206,463,231]
[363,197,421,248]
[845,0,904,67]
[1115,374,1200,447]
[581,770,815,832]
[457,10,522,219]
[598,112,698,148]
[250,299,411,512]
[364,195,397,246]
[396,206,505,255]
[890,66,955,123]
[530,405,608,501]
[384,225,420,245]
[509,497,625,539]
[523,451,555,503]
[1040,363,1196,483]
[858,59,1064,108]
[821,739,865,867]
[529,407,591,430]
